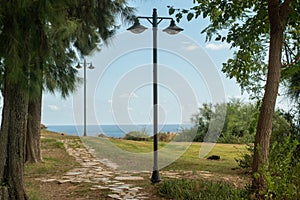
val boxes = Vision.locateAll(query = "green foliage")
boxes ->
[0,0,135,97]
[180,100,296,144]
[271,110,293,144]
[173,127,198,142]
[68,0,135,55]
[124,131,150,141]
[159,179,246,200]
[282,64,300,103]
[178,99,258,143]
[168,1,300,99]
[236,109,297,169]
[258,137,300,199]
[235,144,254,169]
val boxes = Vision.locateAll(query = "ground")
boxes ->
[24,130,250,199]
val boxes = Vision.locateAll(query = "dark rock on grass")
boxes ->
[207,155,220,160]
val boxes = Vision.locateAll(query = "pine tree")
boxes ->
[0,0,134,198]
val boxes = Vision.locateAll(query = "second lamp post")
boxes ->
[127,8,183,183]
[76,58,95,137]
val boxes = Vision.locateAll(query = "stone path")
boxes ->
[37,139,151,200]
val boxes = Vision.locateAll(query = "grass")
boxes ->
[24,130,81,199]
[83,137,248,175]
[159,179,247,200]
[109,138,166,153]
[163,143,248,174]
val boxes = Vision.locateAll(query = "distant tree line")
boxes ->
[174,99,299,144]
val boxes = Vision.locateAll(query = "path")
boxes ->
[37,139,151,200]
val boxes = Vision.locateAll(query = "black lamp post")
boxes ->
[76,58,95,137]
[127,8,183,183]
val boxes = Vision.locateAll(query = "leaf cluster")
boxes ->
[168,0,300,98]
[0,0,134,98]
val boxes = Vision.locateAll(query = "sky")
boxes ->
[41,0,246,126]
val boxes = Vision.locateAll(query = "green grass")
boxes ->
[82,137,248,175]
[159,179,247,200]
[109,138,166,153]
[163,143,247,174]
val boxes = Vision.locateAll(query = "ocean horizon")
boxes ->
[46,124,193,138]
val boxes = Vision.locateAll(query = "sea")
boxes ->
[46,124,192,138]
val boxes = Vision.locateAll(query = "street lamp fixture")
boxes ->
[76,58,95,137]
[163,19,184,35]
[127,8,183,184]
[127,19,148,34]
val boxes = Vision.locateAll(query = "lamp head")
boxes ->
[127,19,148,34]
[163,19,184,35]
[76,63,82,69]
[88,63,95,69]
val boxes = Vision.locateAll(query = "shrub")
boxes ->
[123,131,150,141]
[156,132,177,142]
[238,137,300,199]
[235,144,254,169]
[172,127,202,142]
[159,179,246,200]
[260,137,300,199]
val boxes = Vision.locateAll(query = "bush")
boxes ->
[123,131,150,141]
[218,133,254,144]
[173,127,199,142]
[237,137,300,199]
[235,144,254,169]
[156,132,176,142]
[260,137,300,199]
[159,179,246,200]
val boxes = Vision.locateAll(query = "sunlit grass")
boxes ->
[163,143,248,174]
[83,137,248,175]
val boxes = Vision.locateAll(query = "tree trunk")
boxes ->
[25,91,43,163]
[0,82,29,200]
[251,0,292,196]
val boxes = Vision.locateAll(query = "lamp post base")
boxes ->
[150,170,161,183]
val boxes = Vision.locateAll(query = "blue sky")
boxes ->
[42,0,245,126]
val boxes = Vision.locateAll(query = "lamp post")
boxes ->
[127,8,183,183]
[76,58,95,137]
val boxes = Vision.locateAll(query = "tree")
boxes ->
[170,0,299,196]
[190,100,258,143]
[24,0,134,163]
[0,0,134,198]
[0,2,33,198]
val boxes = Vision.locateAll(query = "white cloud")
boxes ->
[185,44,199,51]
[205,43,230,50]
[48,105,59,111]
[181,41,200,51]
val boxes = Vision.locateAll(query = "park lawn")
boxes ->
[85,137,249,175]
[163,143,248,174]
